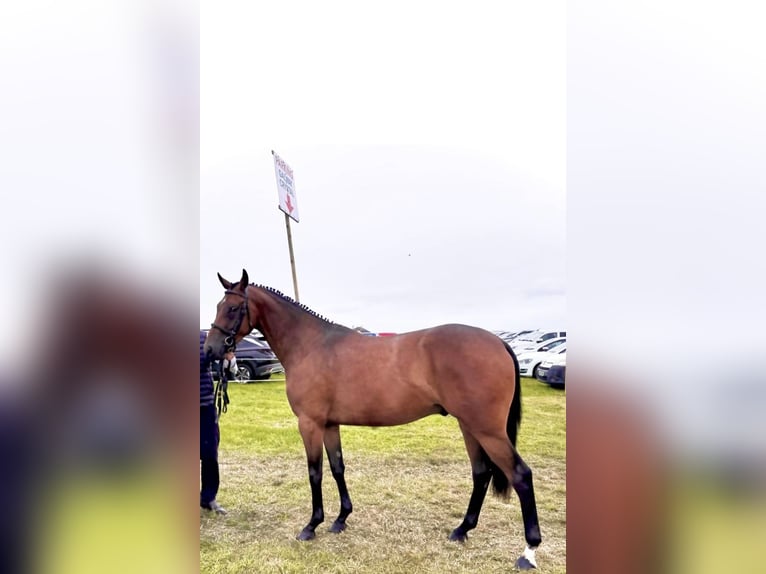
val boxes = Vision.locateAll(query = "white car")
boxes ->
[505,329,536,342]
[515,340,567,378]
[511,330,567,352]
[493,330,517,341]
[512,336,566,355]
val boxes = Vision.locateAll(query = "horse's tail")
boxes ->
[489,342,522,498]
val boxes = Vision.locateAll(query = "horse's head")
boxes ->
[204,268,253,360]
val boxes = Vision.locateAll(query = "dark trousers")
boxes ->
[200,404,220,506]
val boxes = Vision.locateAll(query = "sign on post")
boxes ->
[272,150,300,223]
[271,150,300,302]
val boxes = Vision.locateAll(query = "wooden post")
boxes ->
[284,212,300,302]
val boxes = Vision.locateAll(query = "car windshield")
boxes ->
[539,339,564,352]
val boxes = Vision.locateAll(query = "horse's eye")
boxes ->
[229,306,237,313]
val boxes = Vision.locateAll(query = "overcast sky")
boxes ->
[201,2,565,334]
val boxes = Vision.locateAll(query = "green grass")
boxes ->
[201,376,566,573]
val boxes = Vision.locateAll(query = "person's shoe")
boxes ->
[201,500,227,515]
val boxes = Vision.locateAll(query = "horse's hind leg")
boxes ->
[297,416,326,541]
[478,434,542,569]
[323,424,353,533]
[511,448,542,569]
[449,423,492,542]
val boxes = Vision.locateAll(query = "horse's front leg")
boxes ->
[324,424,353,533]
[297,416,325,541]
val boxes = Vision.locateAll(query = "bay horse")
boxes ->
[204,269,542,569]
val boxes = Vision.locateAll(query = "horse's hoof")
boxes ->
[515,547,538,570]
[448,529,467,543]
[328,521,347,534]
[296,528,316,541]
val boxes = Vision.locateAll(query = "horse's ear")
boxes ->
[240,269,249,289]
[217,273,232,289]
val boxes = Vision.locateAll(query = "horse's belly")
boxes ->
[329,389,440,427]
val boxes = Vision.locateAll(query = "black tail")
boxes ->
[489,342,522,498]
[506,342,522,447]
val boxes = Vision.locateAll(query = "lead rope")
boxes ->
[215,363,229,417]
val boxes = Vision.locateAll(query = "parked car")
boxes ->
[536,354,566,388]
[203,329,283,382]
[547,360,566,388]
[516,340,567,378]
[231,334,284,381]
[512,330,567,352]
[505,329,536,342]
[353,327,377,336]
[514,337,565,355]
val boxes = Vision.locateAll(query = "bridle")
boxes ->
[210,288,252,348]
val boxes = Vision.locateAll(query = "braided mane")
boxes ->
[250,284,337,325]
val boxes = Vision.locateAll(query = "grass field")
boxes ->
[200,375,566,573]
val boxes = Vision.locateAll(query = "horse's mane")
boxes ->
[249,283,338,326]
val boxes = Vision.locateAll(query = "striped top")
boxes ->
[200,330,214,407]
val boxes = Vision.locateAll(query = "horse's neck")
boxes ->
[252,291,322,366]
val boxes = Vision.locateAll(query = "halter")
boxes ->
[210,288,251,348]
